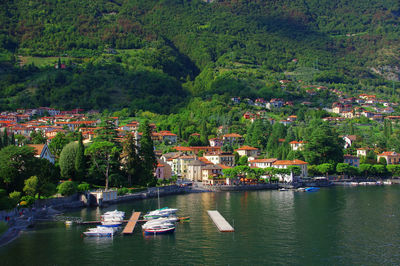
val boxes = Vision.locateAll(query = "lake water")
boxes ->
[2,186,400,265]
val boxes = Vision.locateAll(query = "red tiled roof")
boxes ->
[272,159,308,166]
[235,145,258,151]
[249,158,277,163]
[223,133,242,138]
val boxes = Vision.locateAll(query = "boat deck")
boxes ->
[207,210,234,232]
[122,212,141,235]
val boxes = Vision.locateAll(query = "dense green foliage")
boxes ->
[0,0,399,111]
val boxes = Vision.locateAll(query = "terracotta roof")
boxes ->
[249,158,277,163]
[378,151,398,156]
[27,144,45,156]
[272,159,308,166]
[235,145,258,151]
[218,164,231,169]
[289,141,306,144]
[223,133,242,138]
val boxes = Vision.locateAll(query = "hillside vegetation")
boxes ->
[0,0,399,112]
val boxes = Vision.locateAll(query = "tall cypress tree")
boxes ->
[10,133,15,146]
[75,132,86,182]
[121,134,141,186]
[139,120,157,186]
[2,128,8,147]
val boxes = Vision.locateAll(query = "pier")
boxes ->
[207,210,234,232]
[122,212,141,235]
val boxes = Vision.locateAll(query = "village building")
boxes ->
[266,98,284,109]
[155,160,172,180]
[201,164,224,185]
[222,133,244,146]
[342,135,357,149]
[187,160,206,182]
[173,146,221,155]
[357,148,371,157]
[234,145,259,158]
[272,159,308,182]
[204,152,235,167]
[27,143,55,164]
[377,152,400,165]
[343,155,360,167]
[209,138,223,147]
[248,158,277,168]
[289,141,306,151]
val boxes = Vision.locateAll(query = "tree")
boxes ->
[234,152,240,166]
[75,133,86,181]
[2,128,8,147]
[387,165,400,177]
[57,181,77,196]
[238,155,248,166]
[0,146,36,192]
[359,164,374,178]
[373,165,388,178]
[59,142,78,180]
[23,176,39,197]
[86,141,119,190]
[30,130,47,144]
[378,157,387,165]
[33,158,59,198]
[121,134,142,186]
[336,163,350,179]
[139,120,157,186]
[303,123,344,165]
[316,163,334,178]
[49,132,70,158]
[94,120,118,143]
[288,166,301,176]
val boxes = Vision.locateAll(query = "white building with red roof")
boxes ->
[272,159,308,181]
[248,158,277,168]
[234,145,259,158]
[289,141,307,151]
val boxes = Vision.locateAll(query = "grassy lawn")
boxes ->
[18,56,90,67]
[0,221,8,236]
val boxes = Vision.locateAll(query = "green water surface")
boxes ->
[1,186,400,265]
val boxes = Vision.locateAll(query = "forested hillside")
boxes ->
[0,0,399,112]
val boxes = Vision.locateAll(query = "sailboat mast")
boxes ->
[158,188,160,209]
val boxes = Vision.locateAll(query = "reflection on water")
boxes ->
[83,236,114,247]
[1,187,400,265]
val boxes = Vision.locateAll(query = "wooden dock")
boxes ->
[122,212,141,235]
[207,210,234,232]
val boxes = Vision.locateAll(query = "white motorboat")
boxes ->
[84,226,117,237]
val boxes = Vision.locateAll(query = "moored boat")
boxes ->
[143,224,175,235]
[83,226,117,237]
[305,187,320,192]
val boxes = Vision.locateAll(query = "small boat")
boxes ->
[297,188,306,192]
[178,217,190,222]
[100,220,123,227]
[305,187,320,192]
[142,217,177,229]
[83,226,117,237]
[65,221,73,226]
[279,188,289,191]
[143,224,175,235]
[143,208,179,220]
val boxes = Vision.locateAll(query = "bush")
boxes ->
[20,195,35,206]
[117,187,130,196]
[57,181,77,196]
[9,191,21,203]
[77,182,90,193]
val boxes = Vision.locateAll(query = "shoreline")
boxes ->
[0,181,397,248]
